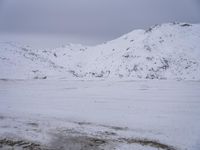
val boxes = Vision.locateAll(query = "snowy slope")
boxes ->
[0,22,200,80]
[0,42,71,79]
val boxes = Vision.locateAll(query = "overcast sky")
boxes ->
[0,0,200,45]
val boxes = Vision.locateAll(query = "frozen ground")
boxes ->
[0,79,200,150]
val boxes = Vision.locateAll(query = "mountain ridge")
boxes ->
[1,22,200,80]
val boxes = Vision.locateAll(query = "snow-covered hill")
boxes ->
[1,22,200,80]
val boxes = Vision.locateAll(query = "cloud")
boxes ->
[0,0,199,44]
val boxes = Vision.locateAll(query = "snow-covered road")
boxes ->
[0,80,200,150]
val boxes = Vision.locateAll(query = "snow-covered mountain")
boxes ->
[1,22,200,80]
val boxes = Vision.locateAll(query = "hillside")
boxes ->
[1,22,200,80]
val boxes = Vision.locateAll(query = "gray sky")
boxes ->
[0,0,200,45]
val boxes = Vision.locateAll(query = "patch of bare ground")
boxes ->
[0,137,178,150]
[0,139,50,150]
[118,138,177,150]
[75,121,129,131]
[49,135,107,150]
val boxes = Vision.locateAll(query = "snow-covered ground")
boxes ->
[0,79,200,150]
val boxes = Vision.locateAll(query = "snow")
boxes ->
[0,80,200,150]
[1,23,200,80]
[0,22,200,149]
